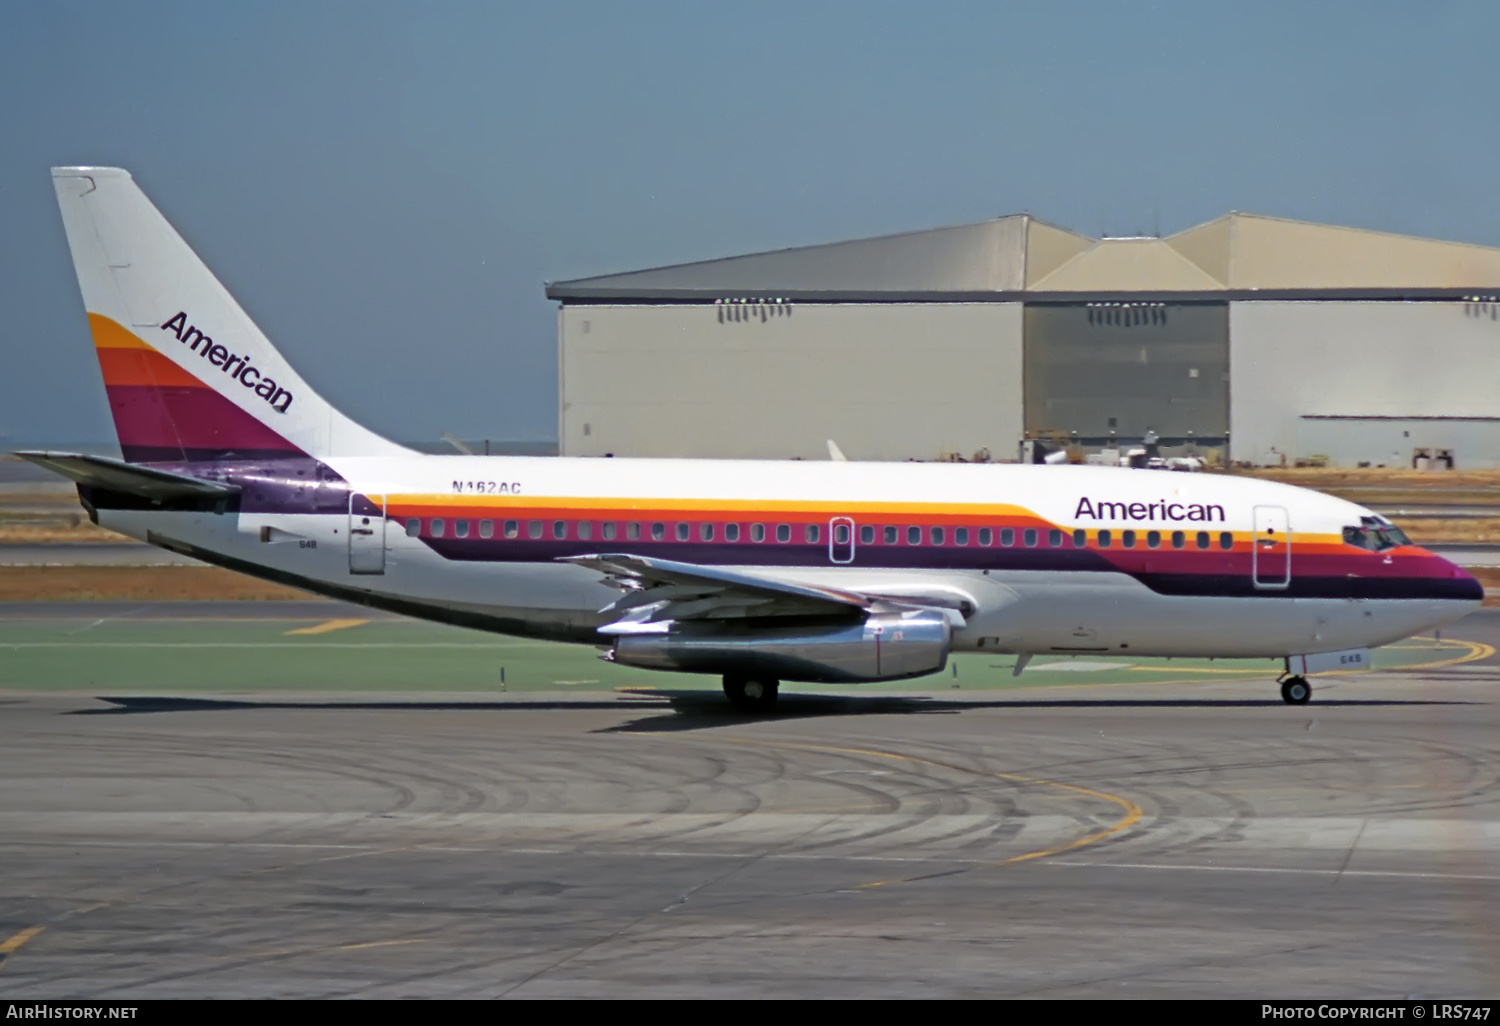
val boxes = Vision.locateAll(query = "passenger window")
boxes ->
[1219,532,1234,550]
[432,518,446,538]
[504,519,518,539]
[675,523,689,542]
[835,523,851,544]
[578,521,592,540]
[751,523,765,542]
[527,520,542,539]
[455,519,470,539]
[627,522,641,541]
[1195,531,1209,549]
[1049,529,1063,547]
[651,523,665,541]
[908,526,921,545]
[479,519,494,539]
[701,523,714,542]
[930,526,945,545]
[806,524,820,544]
[602,522,616,541]
[776,524,791,543]
[1122,530,1136,548]
[726,523,740,542]
[978,527,992,546]
[955,527,969,546]
[860,525,874,544]
[884,526,898,545]
[406,519,421,538]
[1147,530,1161,549]
[553,521,567,540]
[1097,529,1111,548]
[1001,527,1015,547]
[1171,530,1185,549]
[1073,529,1086,547]
[1023,528,1038,547]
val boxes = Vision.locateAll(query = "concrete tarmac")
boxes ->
[0,543,205,566]
[3,639,1500,997]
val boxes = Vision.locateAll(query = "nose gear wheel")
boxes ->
[1280,676,1311,704]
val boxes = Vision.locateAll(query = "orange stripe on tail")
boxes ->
[87,312,156,350]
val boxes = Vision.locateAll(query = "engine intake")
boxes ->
[609,609,951,683]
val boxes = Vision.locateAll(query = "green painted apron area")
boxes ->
[0,615,1478,694]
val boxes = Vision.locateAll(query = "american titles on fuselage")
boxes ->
[160,311,293,413]
[1074,497,1227,523]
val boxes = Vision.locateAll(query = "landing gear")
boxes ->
[723,675,780,713]
[1280,676,1311,705]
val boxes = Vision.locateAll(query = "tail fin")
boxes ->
[51,167,407,464]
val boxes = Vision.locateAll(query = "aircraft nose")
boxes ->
[1434,553,1485,603]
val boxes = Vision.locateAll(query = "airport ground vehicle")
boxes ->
[22,167,1483,710]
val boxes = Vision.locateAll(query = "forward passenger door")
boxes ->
[1252,505,1290,589]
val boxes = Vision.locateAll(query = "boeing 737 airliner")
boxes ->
[21,167,1483,710]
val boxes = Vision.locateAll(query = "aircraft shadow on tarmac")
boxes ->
[72,692,1477,733]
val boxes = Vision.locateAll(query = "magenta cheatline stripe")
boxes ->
[105,384,302,461]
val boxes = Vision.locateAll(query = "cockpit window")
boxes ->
[1343,524,1411,551]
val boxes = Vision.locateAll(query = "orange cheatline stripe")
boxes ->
[88,312,156,350]
[95,345,207,389]
[387,495,1043,517]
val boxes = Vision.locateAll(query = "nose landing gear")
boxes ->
[723,675,780,713]
[1280,676,1311,704]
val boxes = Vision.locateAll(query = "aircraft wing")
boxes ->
[13,451,239,501]
[559,552,874,632]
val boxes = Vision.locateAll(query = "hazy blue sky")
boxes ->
[4,1,1499,446]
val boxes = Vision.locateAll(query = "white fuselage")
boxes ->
[94,455,1480,663]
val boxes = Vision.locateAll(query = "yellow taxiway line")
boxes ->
[0,925,46,970]
[284,618,371,636]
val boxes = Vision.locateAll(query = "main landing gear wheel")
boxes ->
[1280,676,1312,705]
[723,675,780,713]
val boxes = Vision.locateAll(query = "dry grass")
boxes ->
[0,520,131,544]
[1232,467,1500,506]
[1235,467,1500,490]
[0,566,320,602]
[1388,518,1500,544]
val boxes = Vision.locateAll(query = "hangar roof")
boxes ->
[546,212,1500,302]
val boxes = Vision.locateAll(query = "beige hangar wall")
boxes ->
[1229,301,1500,466]
[559,303,1023,461]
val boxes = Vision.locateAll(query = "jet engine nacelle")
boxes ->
[609,609,951,683]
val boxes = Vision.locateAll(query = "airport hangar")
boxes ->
[546,213,1500,468]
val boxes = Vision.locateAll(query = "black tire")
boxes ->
[723,675,780,713]
[1280,676,1311,705]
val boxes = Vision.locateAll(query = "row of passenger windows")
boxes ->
[406,518,1236,551]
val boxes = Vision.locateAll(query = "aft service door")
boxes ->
[349,493,386,575]
[829,517,855,564]
[1252,505,1290,589]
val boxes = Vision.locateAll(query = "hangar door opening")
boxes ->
[1023,302,1229,446]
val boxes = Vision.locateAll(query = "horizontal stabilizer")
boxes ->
[14,451,239,501]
